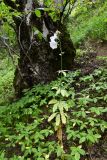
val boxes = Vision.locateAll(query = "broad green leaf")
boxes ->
[95,134,101,139]
[61,113,66,124]
[57,147,62,157]
[56,144,63,157]
[59,104,63,113]
[87,135,95,143]
[75,152,80,160]
[61,89,69,97]
[79,137,86,144]
[49,99,58,105]
[56,88,61,95]
[56,114,60,126]
[48,113,57,122]
[53,103,58,112]
[78,148,85,155]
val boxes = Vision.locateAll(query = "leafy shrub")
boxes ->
[0,56,15,105]
[0,66,107,159]
[68,1,107,45]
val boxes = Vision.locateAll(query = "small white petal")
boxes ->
[49,30,60,49]
[50,40,58,49]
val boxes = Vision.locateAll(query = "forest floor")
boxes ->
[74,41,107,160]
[69,41,107,160]
[74,44,107,74]
[0,41,107,160]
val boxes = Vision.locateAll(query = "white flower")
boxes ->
[49,30,60,49]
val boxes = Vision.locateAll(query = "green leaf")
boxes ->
[57,146,63,157]
[78,148,85,155]
[56,88,61,95]
[61,89,69,97]
[56,114,60,126]
[35,10,41,17]
[79,137,86,144]
[61,112,66,124]
[75,152,80,160]
[87,135,95,143]
[53,103,58,112]
[49,99,58,105]
[95,134,101,139]
[59,103,63,113]
[48,113,57,122]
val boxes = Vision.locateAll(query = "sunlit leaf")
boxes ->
[61,112,66,124]
[56,114,60,126]
[48,113,57,122]
[35,9,41,17]
[49,99,58,105]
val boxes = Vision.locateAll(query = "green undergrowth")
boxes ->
[0,55,15,105]
[0,67,107,160]
[97,56,107,61]
[68,1,107,46]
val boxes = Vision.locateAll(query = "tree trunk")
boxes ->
[3,0,76,96]
[6,1,76,97]
[13,15,76,96]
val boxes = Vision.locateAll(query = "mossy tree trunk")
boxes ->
[3,0,76,96]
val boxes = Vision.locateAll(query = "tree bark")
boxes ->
[13,21,76,97]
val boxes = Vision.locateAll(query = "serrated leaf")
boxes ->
[48,113,57,122]
[56,114,60,126]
